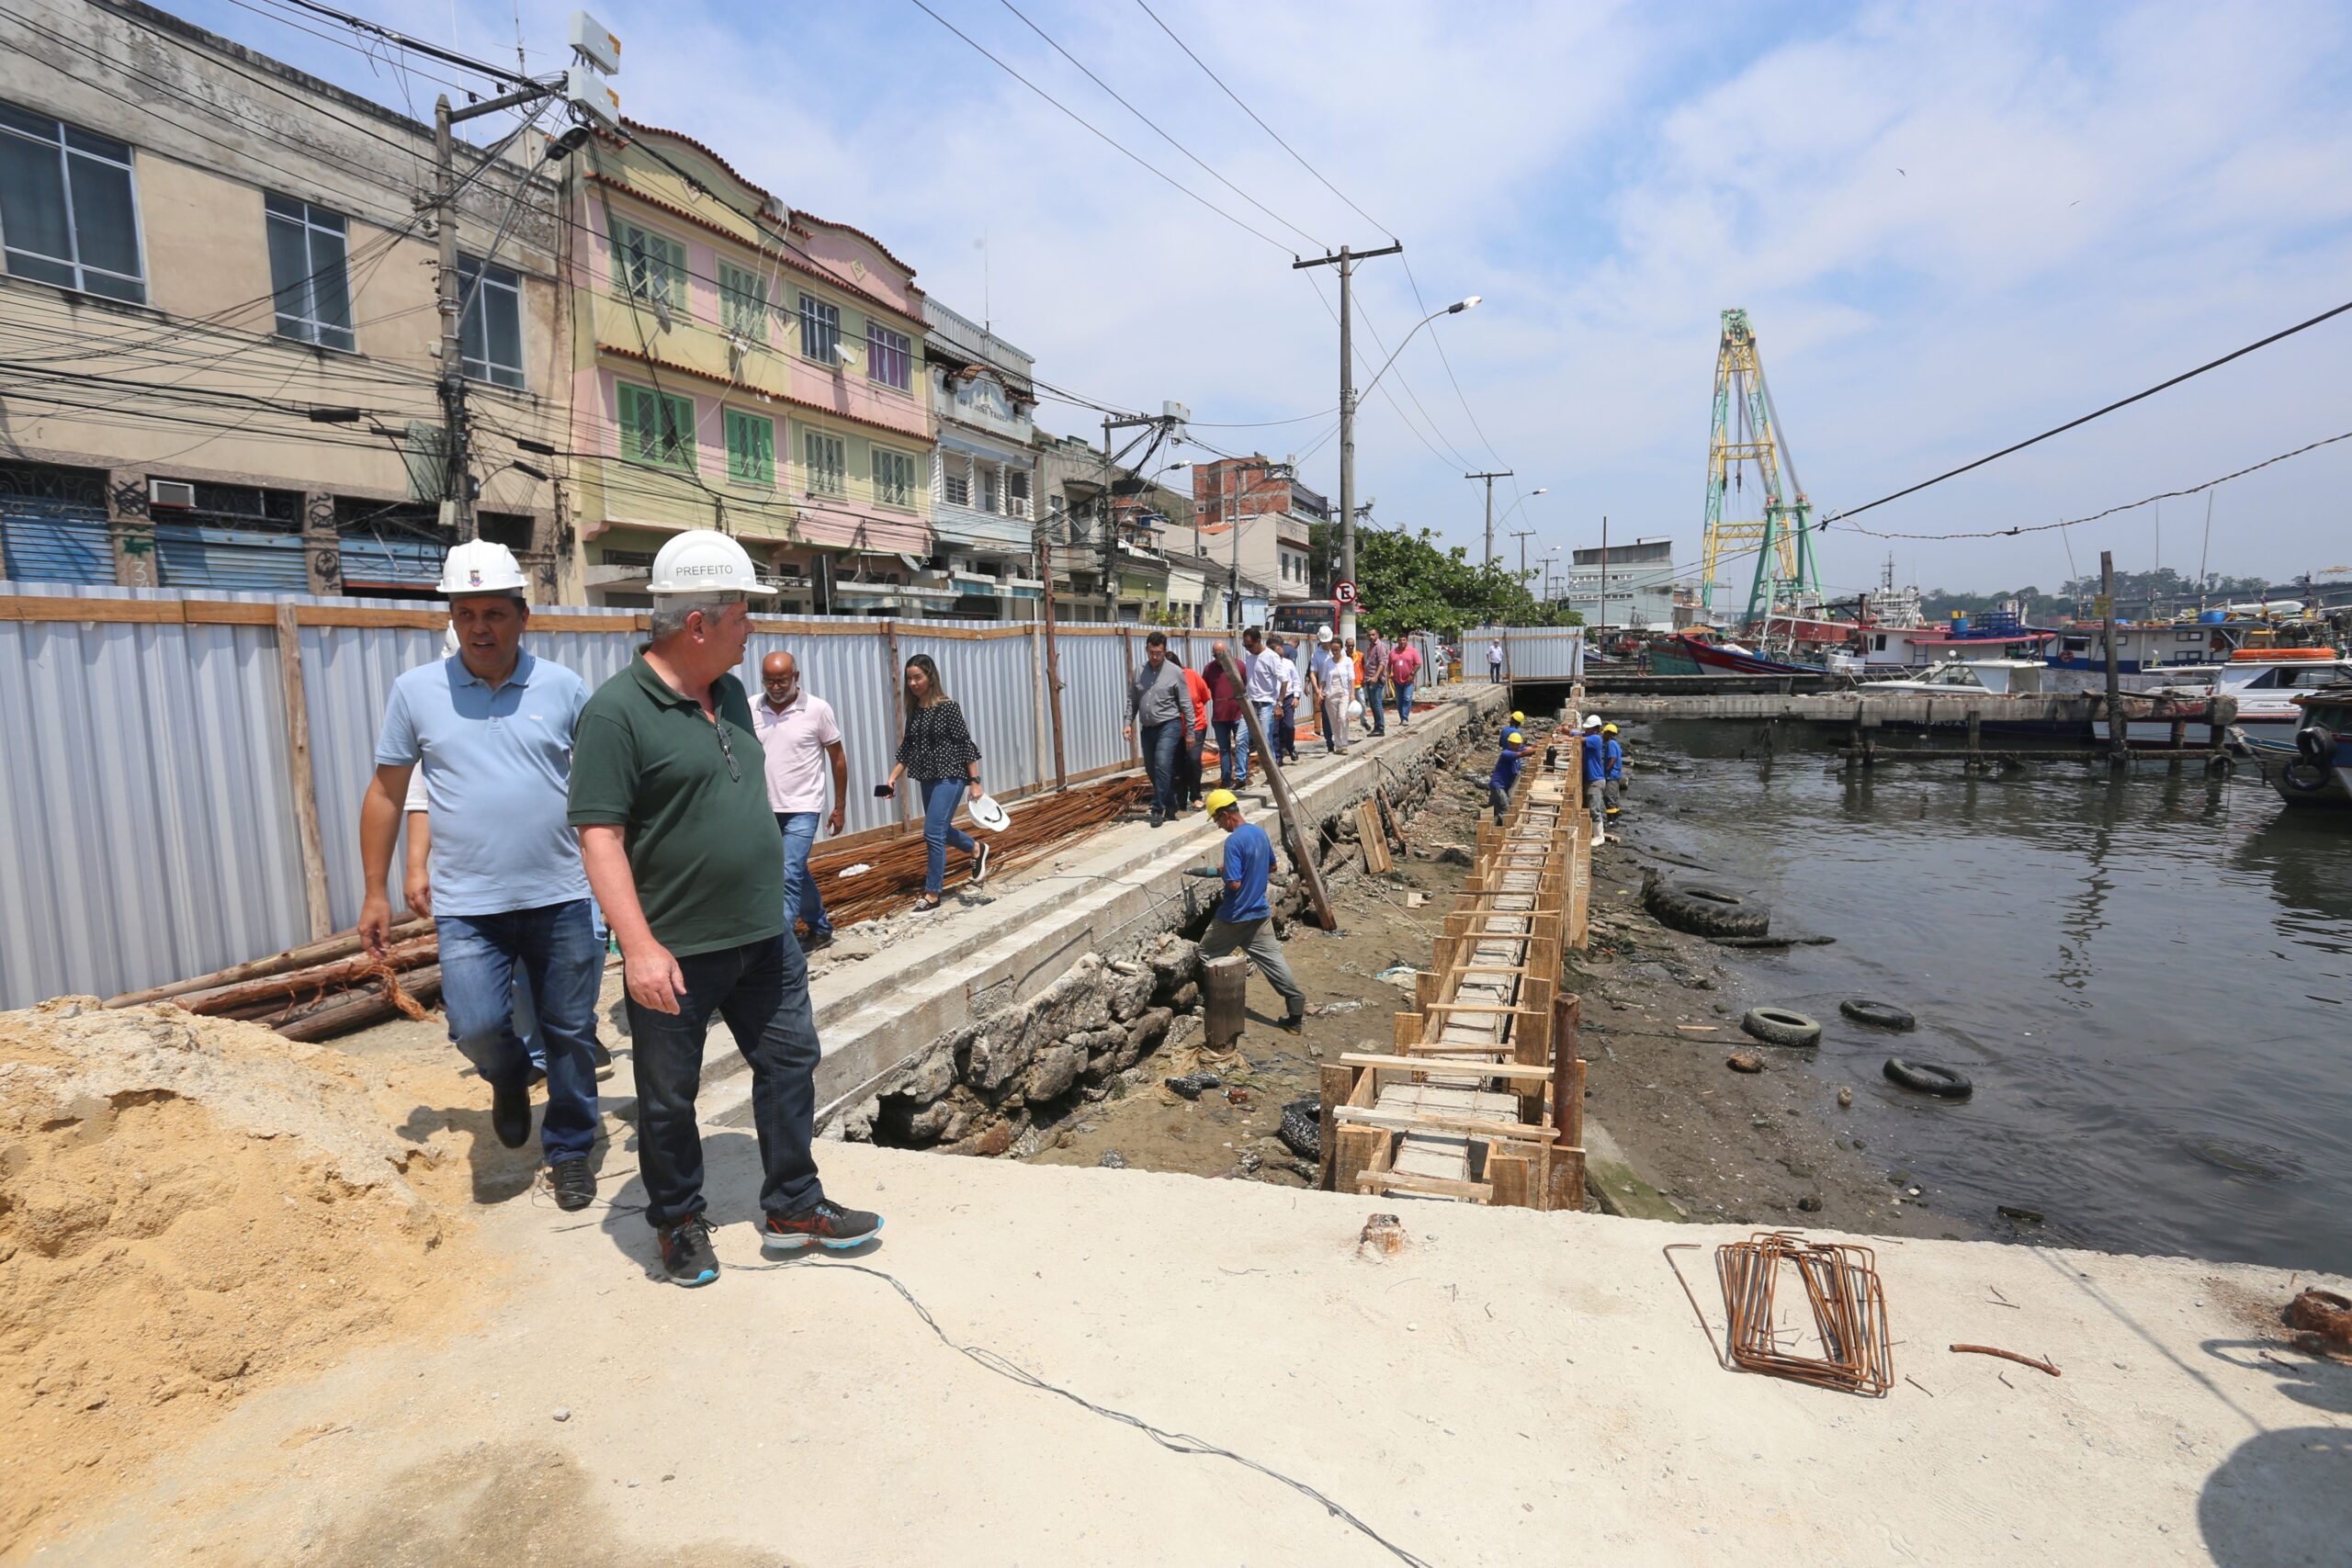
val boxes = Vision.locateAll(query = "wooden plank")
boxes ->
[1487,1147,1532,1209]
[1333,1105,1558,1141]
[1393,1010,1424,1050]
[1412,969,1438,1015]
[1317,1062,1351,1192]
[1357,800,1392,874]
[1421,1002,1545,1018]
[1339,1053,1556,1081]
[273,602,334,941]
[0,594,187,624]
[183,601,277,626]
[1359,1169,1493,1202]
[1332,1125,1383,1197]
[1374,785,1406,852]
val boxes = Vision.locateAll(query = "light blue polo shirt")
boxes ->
[375,649,592,918]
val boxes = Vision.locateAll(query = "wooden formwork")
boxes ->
[1319,733,1591,1211]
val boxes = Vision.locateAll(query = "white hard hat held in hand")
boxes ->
[437,538,528,597]
[648,529,777,595]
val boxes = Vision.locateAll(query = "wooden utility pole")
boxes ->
[2100,549,2126,763]
[1216,646,1337,931]
[1296,241,1403,645]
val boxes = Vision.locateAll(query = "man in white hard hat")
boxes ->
[359,539,605,1213]
[569,530,879,1288]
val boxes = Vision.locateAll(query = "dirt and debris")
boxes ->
[0,998,499,1555]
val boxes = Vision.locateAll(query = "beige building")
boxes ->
[0,0,568,597]
[1159,455,1322,618]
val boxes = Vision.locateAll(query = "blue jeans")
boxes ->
[775,810,831,940]
[510,970,545,1072]
[1366,680,1388,733]
[624,934,822,1229]
[1274,698,1297,761]
[437,899,602,1163]
[920,775,977,893]
[1394,681,1414,723]
[1489,662,1502,683]
[1215,717,1245,785]
[1140,719,1182,820]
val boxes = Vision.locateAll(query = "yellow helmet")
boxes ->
[1203,788,1240,817]
[1503,729,1525,747]
[1510,710,1525,723]
[1602,723,1618,735]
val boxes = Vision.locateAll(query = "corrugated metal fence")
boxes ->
[1467,625,1586,682]
[0,583,1177,1010]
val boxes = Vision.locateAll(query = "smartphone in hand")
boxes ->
[873,783,896,798]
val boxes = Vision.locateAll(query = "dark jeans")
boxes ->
[1214,717,1245,785]
[920,775,978,894]
[625,934,822,1230]
[437,899,603,1163]
[1141,719,1182,820]
[1365,680,1387,734]
[1274,699,1297,762]
[1183,728,1205,804]
[1489,662,1503,683]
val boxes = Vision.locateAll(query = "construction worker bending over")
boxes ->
[1579,715,1609,845]
[1602,723,1627,820]
[1488,726,1532,825]
[358,541,604,1213]
[1195,789,1306,1034]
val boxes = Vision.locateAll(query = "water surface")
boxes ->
[1632,722,2352,1274]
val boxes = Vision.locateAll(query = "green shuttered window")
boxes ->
[726,409,774,486]
[617,382,695,470]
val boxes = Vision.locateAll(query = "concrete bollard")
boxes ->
[1203,954,1248,1050]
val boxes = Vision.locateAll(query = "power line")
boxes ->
[274,0,531,86]
[903,0,1293,254]
[1821,297,2352,525]
[992,0,1324,253]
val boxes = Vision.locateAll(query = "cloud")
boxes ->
[191,0,2352,595]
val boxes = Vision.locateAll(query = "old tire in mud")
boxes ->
[1883,1057,1973,1100]
[1740,1007,1822,1048]
[1277,1097,1321,1163]
[1644,879,1770,940]
[1838,998,1917,1032]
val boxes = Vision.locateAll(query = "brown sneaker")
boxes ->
[762,1199,884,1253]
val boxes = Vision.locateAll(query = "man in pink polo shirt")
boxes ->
[753,650,849,953]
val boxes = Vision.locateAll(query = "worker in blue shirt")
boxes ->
[1192,788,1306,1033]
[1579,715,1609,845]
[1601,722,1627,821]
[1488,726,1532,825]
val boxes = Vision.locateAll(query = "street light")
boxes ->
[1495,485,1549,529]
[1359,297,1481,405]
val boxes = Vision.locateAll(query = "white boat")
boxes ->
[1867,659,2052,697]
[2129,652,2352,747]
[2245,685,2352,807]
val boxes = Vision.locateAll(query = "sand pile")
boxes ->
[0,997,477,1553]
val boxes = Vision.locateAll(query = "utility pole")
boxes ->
[1295,241,1402,645]
[1510,527,1535,590]
[2100,549,2124,763]
[1096,410,1180,623]
[429,13,621,541]
[1466,469,1511,574]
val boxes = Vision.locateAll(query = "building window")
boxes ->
[797,293,839,363]
[977,466,998,514]
[801,429,845,496]
[1006,468,1030,519]
[609,217,685,308]
[458,255,524,388]
[866,321,911,390]
[726,408,774,487]
[0,103,143,301]
[941,454,969,507]
[265,193,352,349]
[719,262,768,341]
[873,447,917,510]
[616,381,695,471]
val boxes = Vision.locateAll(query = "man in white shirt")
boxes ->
[752,650,850,953]
[1240,626,1283,775]
[1271,635,1304,763]
[1312,627,1351,754]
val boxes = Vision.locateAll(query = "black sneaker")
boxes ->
[802,929,835,953]
[548,1156,595,1213]
[762,1199,884,1253]
[591,1042,616,1081]
[492,1076,533,1148]
[1280,1014,1306,1036]
[971,842,991,886]
[658,1216,719,1287]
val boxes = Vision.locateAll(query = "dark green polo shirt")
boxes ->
[568,653,784,958]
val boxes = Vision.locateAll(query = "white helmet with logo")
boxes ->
[648,529,776,595]
[437,538,528,597]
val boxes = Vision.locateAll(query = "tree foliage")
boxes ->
[1312,522,1582,637]
[1923,567,2285,619]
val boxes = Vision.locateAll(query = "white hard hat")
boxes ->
[1582,715,1602,730]
[648,529,777,595]
[1346,699,1363,718]
[437,538,527,597]
[967,793,1011,833]
[1317,626,1334,643]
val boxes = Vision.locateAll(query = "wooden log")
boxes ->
[105,918,431,1007]
[1374,786,1407,852]
[174,935,437,1014]
[275,602,334,941]
[273,964,442,1042]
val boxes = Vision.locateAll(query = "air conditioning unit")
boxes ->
[149,479,196,509]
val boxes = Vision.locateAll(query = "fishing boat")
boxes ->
[2129,649,2352,747]
[2245,684,2352,807]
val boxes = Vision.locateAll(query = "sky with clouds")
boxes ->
[184,0,2352,598]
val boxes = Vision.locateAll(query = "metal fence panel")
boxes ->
[1466,625,1585,682]
[1057,628,1135,777]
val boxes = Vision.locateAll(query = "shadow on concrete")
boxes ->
[2199,1426,2352,1568]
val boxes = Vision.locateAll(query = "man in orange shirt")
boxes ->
[1182,657,1212,807]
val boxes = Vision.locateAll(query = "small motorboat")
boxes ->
[2245,683,2352,807]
